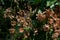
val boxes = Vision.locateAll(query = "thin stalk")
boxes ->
[46,32,48,40]
[11,0,13,7]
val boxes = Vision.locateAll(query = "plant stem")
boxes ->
[46,32,48,40]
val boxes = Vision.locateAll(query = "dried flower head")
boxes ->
[36,13,46,22]
[43,24,50,31]
[6,8,11,13]
[17,10,25,17]
[53,23,59,30]
[26,17,31,22]
[11,18,17,27]
[24,32,30,38]
[54,30,60,35]
[48,18,54,25]
[23,22,28,27]
[19,28,24,33]
[53,14,58,21]
[20,17,26,23]
[9,28,15,34]
[52,33,59,39]
[45,9,54,17]
[56,18,60,25]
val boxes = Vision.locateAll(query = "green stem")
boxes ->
[46,32,48,40]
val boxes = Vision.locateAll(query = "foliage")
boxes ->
[0,0,60,40]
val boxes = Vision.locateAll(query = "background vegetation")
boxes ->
[0,0,60,40]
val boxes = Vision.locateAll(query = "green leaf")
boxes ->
[46,0,57,6]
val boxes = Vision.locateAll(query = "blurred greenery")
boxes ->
[0,0,60,40]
